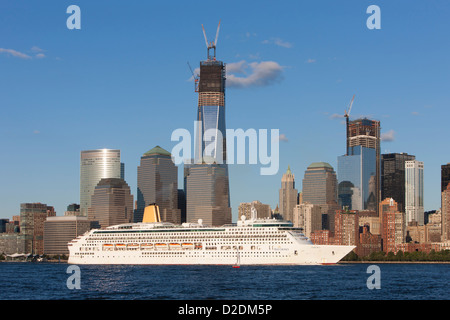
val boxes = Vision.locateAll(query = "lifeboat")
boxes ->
[140,243,153,250]
[181,243,194,250]
[154,243,168,250]
[115,244,126,250]
[102,244,114,251]
[169,243,181,250]
[127,243,139,249]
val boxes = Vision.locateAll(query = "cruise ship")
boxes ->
[67,205,355,265]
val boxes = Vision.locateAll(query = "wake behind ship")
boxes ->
[68,205,354,265]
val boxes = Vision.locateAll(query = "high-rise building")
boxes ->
[184,24,231,226]
[441,163,450,192]
[20,203,56,254]
[134,146,180,224]
[302,162,339,231]
[80,149,121,216]
[88,178,133,228]
[405,160,424,226]
[441,183,450,242]
[338,118,380,213]
[279,166,298,222]
[194,29,227,165]
[379,198,405,253]
[381,153,415,213]
[292,203,322,239]
[185,164,231,226]
[441,164,450,242]
[334,209,359,246]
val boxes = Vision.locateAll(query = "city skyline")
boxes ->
[1,1,450,221]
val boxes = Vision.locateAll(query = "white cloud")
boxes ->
[330,113,344,119]
[226,60,247,74]
[306,58,316,63]
[31,46,45,53]
[0,48,31,59]
[262,37,293,48]
[226,60,284,88]
[411,111,420,116]
[35,53,46,59]
[381,129,395,142]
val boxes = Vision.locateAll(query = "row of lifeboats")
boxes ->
[102,243,201,251]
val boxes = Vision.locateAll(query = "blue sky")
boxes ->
[1,1,449,221]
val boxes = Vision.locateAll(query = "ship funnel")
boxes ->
[142,204,161,223]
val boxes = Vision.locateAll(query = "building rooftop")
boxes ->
[143,145,171,157]
[307,162,334,170]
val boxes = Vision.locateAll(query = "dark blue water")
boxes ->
[0,263,448,300]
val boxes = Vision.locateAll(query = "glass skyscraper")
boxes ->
[405,160,424,226]
[194,60,226,164]
[80,149,121,217]
[185,33,231,226]
[337,118,380,213]
[381,153,415,213]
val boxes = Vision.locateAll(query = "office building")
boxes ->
[279,166,298,222]
[302,162,338,212]
[20,203,56,254]
[80,149,122,216]
[88,178,134,228]
[134,146,180,224]
[441,163,450,192]
[44,216,94,255]
[185,164,231,226]
[338,118,380,213]
[302,162,339,231]
[381,153,415,213]
[442,184,450,242]
[184,27,231,226]
[405,160,424,226]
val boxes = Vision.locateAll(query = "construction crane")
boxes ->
[344,95,355,155]
[187,62,199,92]
[201,20,221,60]
[344,94,355,120]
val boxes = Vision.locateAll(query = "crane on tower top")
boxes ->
[202,20,221,61]
[344,94,355,119]
[345,95,355,155]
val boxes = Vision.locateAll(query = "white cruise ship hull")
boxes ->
[68,244,353,265]
[68,218,354,266]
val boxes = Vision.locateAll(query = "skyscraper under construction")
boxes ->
[338,117,381,214]
[185,22,231,225]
